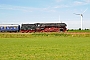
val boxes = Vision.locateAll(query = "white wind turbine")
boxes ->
[59,15,60,22]
[74,8,88,30]
[59,15,62,23]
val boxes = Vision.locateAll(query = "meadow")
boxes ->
[0,36,90,60]
[68,29,90,32]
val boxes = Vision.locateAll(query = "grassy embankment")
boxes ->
[0,32,90,38]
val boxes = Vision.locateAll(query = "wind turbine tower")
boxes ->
[59,15,62,23]
[59,15,60,22]
[74,8,88,30]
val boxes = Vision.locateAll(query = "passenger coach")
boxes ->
[0,24,20,32]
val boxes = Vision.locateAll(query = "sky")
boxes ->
[0,0,90,29]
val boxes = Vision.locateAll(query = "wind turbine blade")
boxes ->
[76,14,81,15]
[82,8,88,14]
[73,13,80,15]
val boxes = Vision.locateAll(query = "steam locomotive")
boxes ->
[0,23,67,33]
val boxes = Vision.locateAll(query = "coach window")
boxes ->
[10,27,13,29]
[1,26,4,29]
[7,26,9,29]
[14,26,17,29]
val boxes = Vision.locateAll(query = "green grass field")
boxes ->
[68,29,90,32]
[0,37,90,60]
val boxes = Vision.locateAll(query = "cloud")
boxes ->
[0,4,35,12]
[54,4,69,8]
[73,0,90,6]
[54,0,87,9]
[74,1,83,5]
[0,4,57,13]
[55,0,63,2]
[84,0,90,3]
[73,1,86,6]
[55,0,90,8]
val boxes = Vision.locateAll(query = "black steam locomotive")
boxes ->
[21,23,67,33]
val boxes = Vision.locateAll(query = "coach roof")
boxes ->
[0,24,20,26]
